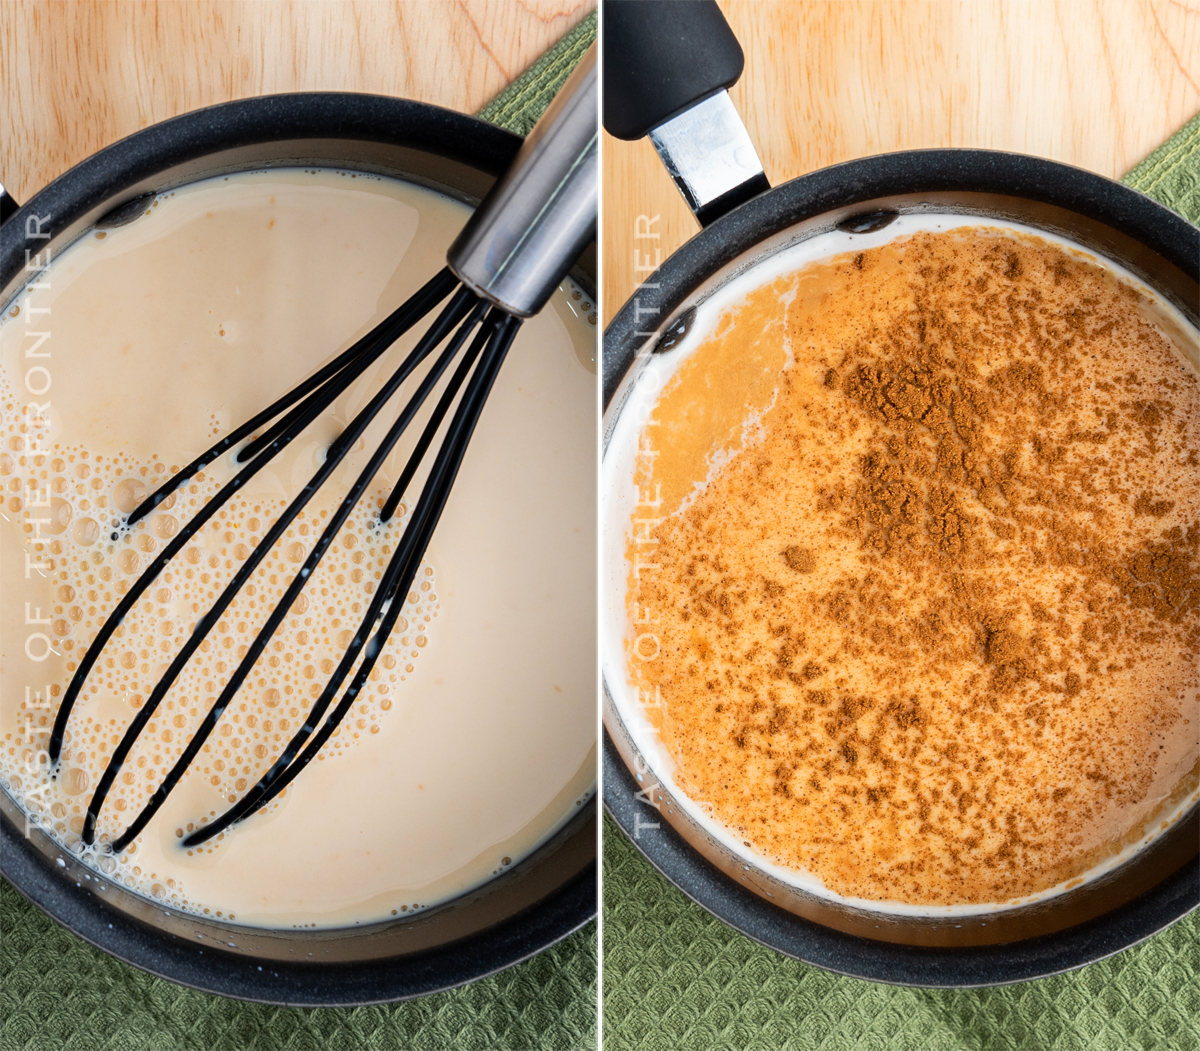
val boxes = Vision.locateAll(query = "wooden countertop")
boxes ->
[603,0,1200,320]
[3,1,1196,325]
[0,0,593,204]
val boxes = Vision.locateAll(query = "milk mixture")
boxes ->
[0,169,597,927]
[605,216,1199,912]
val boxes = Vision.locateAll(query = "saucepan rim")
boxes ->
[601,147,1199,987]
[0,90,597,1006]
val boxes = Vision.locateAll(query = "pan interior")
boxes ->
[0,101,597,1001]
[602,196,1199,948]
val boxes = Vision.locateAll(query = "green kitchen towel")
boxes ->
[603,816,1198,1051]
[602,112,1200,1051]
[1123,112,1200,224]
[478,11,596,137]
[0,16,597,1051]
[1,881,595,1051]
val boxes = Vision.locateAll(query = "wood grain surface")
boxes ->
[603,0,1200,321]
[0,0,593,204]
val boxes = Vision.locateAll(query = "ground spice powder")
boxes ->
[627,228,1200,906]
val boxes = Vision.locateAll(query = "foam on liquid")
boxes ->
[0,169,597,927]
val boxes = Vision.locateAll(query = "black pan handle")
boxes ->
[602,0,768,227]
[0,179,18,226]
[603,0,745,141]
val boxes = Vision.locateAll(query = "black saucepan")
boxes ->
[0,93,596,1006]
[601,1,1198,988]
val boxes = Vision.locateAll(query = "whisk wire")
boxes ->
[236,276,472,469]
[49,276,469,767]
[185,314,522,846]
[381,302,508,521]
[72,287,481,844]
[127,267,458,527]
[103,300,496,853]
[180,314,506,843]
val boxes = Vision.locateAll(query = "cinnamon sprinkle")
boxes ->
[627,229,1200,905]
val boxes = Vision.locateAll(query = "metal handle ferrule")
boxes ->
[648,90,768,227]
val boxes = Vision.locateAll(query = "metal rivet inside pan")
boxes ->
[95,193,157,229]
[835,209,900,234]
[652,305,697,353]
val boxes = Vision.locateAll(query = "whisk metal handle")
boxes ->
[448,42,597,317]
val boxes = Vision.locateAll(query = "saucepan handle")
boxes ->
[0,179,18,226]
[603,0,769,226]
[603,0,745,140]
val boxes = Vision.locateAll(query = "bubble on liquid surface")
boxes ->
[47,497,73,534]
[0,432,439,921]
[116,549,140,575]
[112,478,148,514]
[71,517,100,545]
[60,767,90,796]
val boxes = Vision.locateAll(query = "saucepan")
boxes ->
[601,0,1198,987]
[0,92,596,1005]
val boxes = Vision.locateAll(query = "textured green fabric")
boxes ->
[2,879,595,1051]
[1122,113,1200,224]
[603,816,1199,1051]
[601,113,1200,1051]
[477,12,596,137]
[0,24,597,1051]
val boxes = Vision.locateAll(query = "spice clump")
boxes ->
[783,546,817,573]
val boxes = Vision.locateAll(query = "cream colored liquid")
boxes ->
[0,169,597,927]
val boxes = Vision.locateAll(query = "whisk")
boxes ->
[46,46,597,854]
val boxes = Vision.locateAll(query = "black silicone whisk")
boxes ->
[45,47,597,853]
